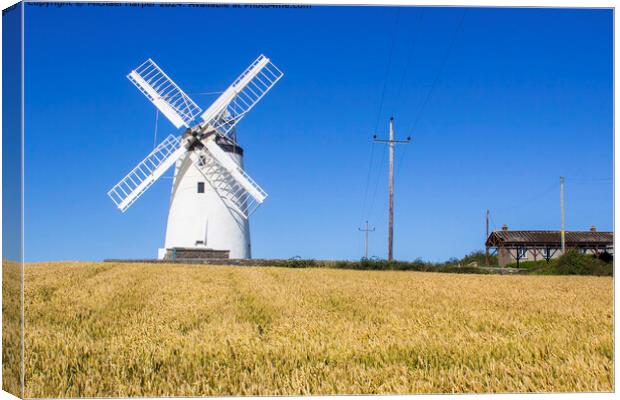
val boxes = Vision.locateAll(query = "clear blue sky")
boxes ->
[21,4,612,262]
[3,3,22,262]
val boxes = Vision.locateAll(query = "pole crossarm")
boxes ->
[373,139,412,144]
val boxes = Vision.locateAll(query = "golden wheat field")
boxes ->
[4,261,614,396]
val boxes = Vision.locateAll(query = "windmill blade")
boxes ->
[108,135,186,212]
[128,59,202,129]
[200,54,283,137]
[204,139,267,203]
[191,139,267,218]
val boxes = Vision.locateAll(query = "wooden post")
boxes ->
[560,176,565,253]
[388,118,395,261]
[485,209,490,265]
[358,221,375,259]
[373,117,410,262]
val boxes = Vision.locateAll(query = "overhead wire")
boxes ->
[359,9,401,228]
[394,141,409,181]
[491,182,558,222]
[372,9,401,135]
[564,176,613,185]
[380,9,424,205]
[394,9,425,108]
[369,9,462,226]
[477,182,556,238]
[370,9,424,227]
[368,147,387,224]
[358,143,376,227]
[373,9,467,228]
[363,9,468,230]
[407,8,467,134]
[492,176,612,218]
[373,144,409,228]
[488,176,611,233]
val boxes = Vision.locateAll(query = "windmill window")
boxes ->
[197,182,205,193]
[198,155,206,166]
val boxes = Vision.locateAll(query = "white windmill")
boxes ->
[107,55,283,259]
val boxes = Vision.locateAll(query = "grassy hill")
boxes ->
[7,262,614,396]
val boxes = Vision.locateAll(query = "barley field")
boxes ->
[2,261,22,397]
[11,262,614,396]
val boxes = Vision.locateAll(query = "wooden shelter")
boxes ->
[486,225,613,267]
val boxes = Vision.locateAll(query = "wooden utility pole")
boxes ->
[560,176,565,253]
[358,221,375,259]
[373,117,411,261]
[485,209,490,265]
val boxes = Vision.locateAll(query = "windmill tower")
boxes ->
[107,55,283,259]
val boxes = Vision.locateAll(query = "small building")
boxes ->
[486,225,613,267]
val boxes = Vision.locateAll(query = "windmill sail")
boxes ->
[107,135,186,212]
[200,54,284,137]
[191,139,267,218]
[128,59,202,129]
[109,55,281,216]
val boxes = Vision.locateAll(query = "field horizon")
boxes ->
[4,261,614,396]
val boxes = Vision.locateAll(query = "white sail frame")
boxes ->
[200,54,284,136]
[128,59,202,129]
[107,135,186,212]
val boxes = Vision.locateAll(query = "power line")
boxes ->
[407,9,467,134]
[492,182,558,219]
[367,144,387,223]
[368,10,423,226]
[394,9,425,109]
[489,176,611,233]
[360,8,401,226]
[564,176,613,184]
[374,141,409,228]
[368,10,464,227]
[394,140,409,181]
[358,143,376,226]
[372,9,401,135]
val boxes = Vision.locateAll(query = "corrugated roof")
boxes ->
[486,230,613,247]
